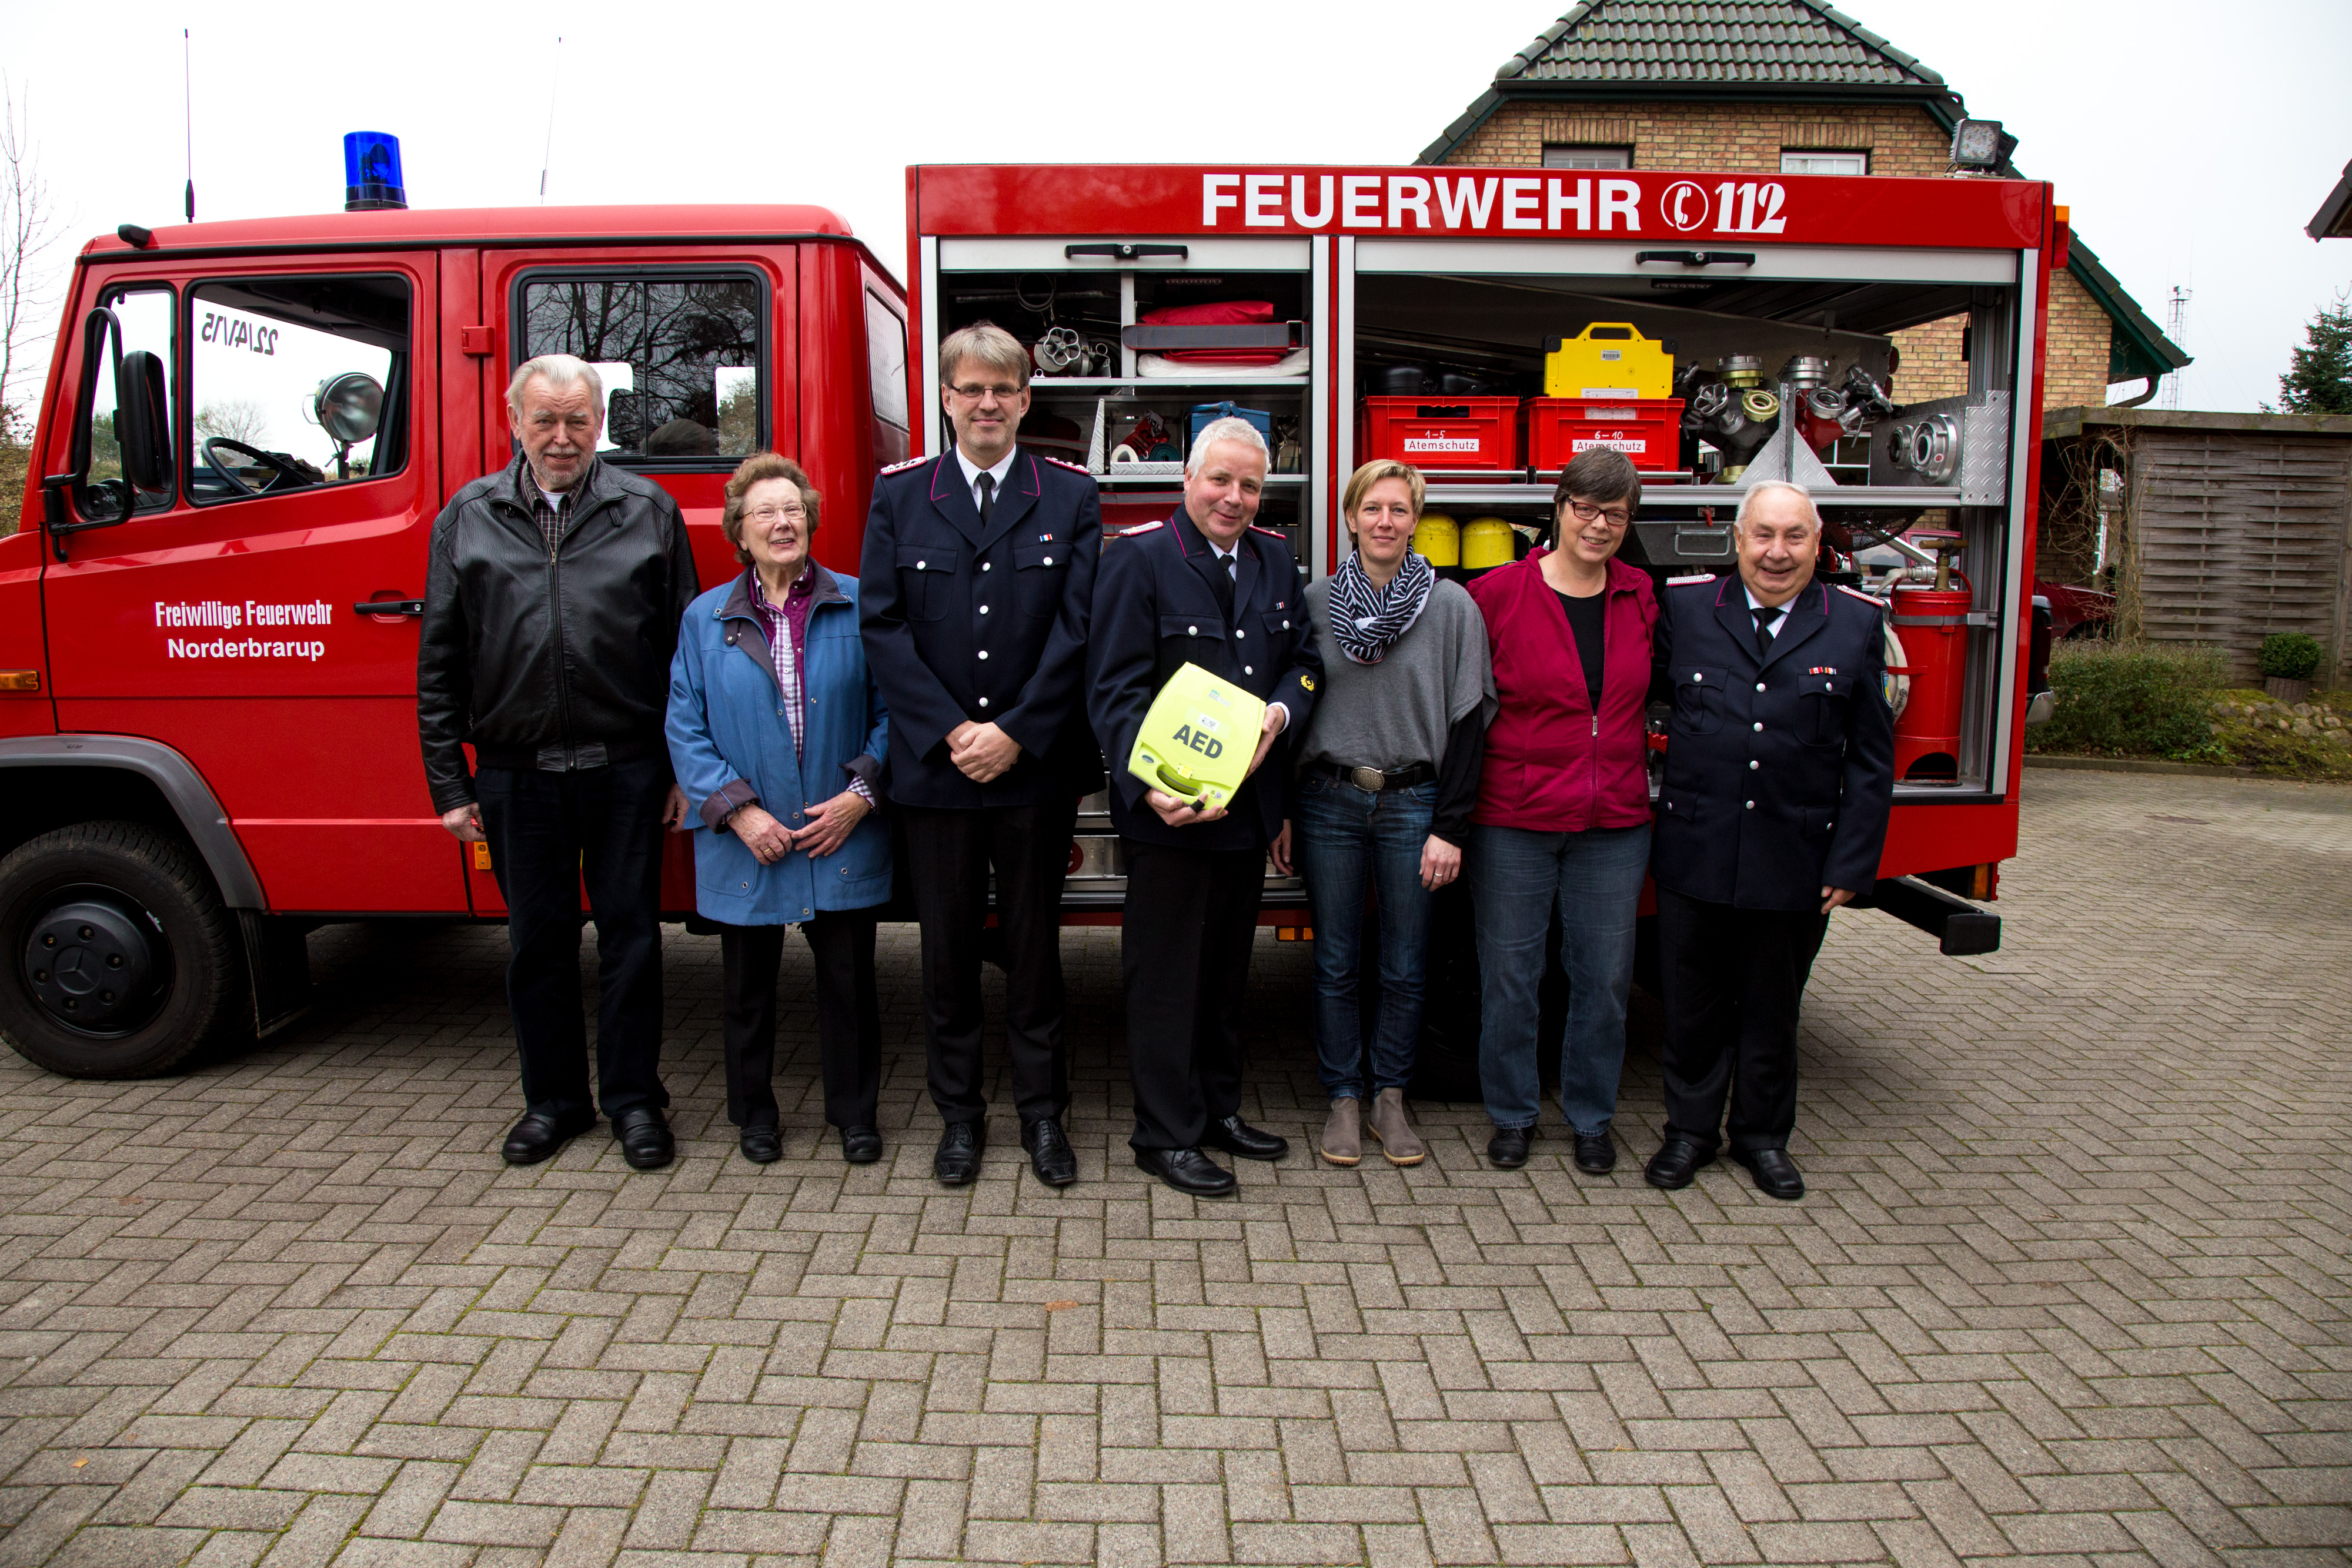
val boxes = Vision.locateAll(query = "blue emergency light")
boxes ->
[343,132,406,212]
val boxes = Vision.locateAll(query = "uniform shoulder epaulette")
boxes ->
[1835,583,1885,607]
[1665,573,1716,586]
[1110,520,1164,539]
[1248,524,1286,539]
[878,454,928,476]
[1041,454,1090,474]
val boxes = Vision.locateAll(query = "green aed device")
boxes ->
[1127,661,1268,812]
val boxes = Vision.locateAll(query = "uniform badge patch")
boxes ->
[1301,674,1315,692]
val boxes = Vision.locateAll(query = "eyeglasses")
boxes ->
[1565,499,1632,527]
[948,382,1026,402]
[746,503,807,524]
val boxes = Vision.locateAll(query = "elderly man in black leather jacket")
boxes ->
[417,353,700,1171]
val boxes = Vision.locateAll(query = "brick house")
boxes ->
[1416,0,2187,412]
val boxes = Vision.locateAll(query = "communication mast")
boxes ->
[2161,286,2191,410]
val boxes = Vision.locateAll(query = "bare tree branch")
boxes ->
[1,77,69,447]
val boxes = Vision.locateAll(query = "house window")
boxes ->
[1543,145,1633,170]
[1782,151,1869,176]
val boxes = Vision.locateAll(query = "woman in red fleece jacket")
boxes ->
[1465,449,1658,1174]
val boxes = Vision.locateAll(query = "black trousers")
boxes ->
[898,800,1076,1126]
[1655,886,1830,1156]
[475,757,670,1124]
[1121,838,1262,1151]
[717,913,881,1131]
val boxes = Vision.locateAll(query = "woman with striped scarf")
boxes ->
[1273,460,1494,1168]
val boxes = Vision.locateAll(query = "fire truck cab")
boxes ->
[0,205,908,1076]
[904,163,2059,967]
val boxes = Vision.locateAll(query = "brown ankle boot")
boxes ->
[1368,1088,1425,1166]
[1320,1098,1362,1166]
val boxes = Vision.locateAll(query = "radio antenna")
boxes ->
[537,37,561,203]
[182,29,195,222]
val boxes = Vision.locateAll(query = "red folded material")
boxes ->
[1140,299,1288,365]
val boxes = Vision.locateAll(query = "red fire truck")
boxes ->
[901,162,2055,1068]
[0,205,909,1076]
[0,163,2054,1082]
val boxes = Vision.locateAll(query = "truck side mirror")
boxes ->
[48,306,138,544]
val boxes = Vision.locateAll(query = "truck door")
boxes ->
[42,253,463,913]
[466,246,794,916]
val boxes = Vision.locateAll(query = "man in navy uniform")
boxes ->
[1087,417,1321,1196]
[1646,479,1895,1200]
[859,323,1101,1189]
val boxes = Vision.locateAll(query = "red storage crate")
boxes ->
[1357,397,1522,471]
[1523,397,1685,473]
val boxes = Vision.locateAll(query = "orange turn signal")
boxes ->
[0,670,39,693]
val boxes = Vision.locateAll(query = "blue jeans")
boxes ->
[1295,774,1437,1100]
[1471,821,1652,1134]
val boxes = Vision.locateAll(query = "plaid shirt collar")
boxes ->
[514,453,599,549]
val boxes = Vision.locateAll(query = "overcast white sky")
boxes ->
[4,0,2347,414]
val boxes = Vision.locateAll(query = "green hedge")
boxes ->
[2030,641,2227,758]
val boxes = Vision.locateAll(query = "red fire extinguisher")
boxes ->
[1889,534,1969,783]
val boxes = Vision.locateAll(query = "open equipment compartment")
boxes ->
[908,163,2059,909]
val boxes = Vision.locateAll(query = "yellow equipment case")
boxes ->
[1543,323,1675,400]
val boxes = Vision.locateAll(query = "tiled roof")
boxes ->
[1497,1,1946,88]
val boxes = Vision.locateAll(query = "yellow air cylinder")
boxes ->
[1412,511,1460,566]
[1461,515,1517,570]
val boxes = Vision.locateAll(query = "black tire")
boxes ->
[0,821,248,1078]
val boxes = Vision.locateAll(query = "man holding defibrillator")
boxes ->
[1087,417,1321,1196]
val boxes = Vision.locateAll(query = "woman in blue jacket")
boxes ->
[668,454,891,1165]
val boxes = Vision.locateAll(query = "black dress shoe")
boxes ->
[1487,1125,1534,1170]
[1134,1146,1236,1197]
[1733,1147,1805,1201]
[1573,1130,1616,1175]
[612,1107,674,1171]
[934,1121,985,1185]
[739,1124,782,1165]
[1023,1117,1077,1186]
[1204,1115,1288,1162]
[840,1126,883,1165]
[502,1110,593,1166]
[1644,1136,1714,1190]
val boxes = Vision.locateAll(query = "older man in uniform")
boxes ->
[1087,417,1320,1196]
[1646,479,1895,1200]
[860,324,1101,1188]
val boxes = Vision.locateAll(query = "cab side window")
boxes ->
[86,286,178,516]
[184,274,411,504]
[865,287,910,469]
[517,273,764,466]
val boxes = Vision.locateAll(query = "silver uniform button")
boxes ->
[978,697,990,707]
[917,560,926,569]
[1756,682,1766,692]
[981,562,991,572]
[1744,800,1755,810]
[1693,672,1704,683]
[1752,721,1763,732]
[1244,666,1253,675]
[1282,620,1290,628]
[1235,628,1245,639]
[1748,760,1759,770]
[979,605,990,615]
[977,650,988,660]
[1188,626,1198,636]
[1043,556,1053,566]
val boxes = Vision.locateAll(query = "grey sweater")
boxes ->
[1298,575,1495,774]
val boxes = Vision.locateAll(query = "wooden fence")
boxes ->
[2041,408,2352,686]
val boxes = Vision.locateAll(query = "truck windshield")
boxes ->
[517,274,763,464]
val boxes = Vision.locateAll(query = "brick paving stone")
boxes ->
[0,771,2346,1565]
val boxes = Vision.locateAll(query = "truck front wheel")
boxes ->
[0,822,248,1078]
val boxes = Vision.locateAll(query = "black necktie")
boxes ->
[1752,604,1779,659]
[1211,549,1237,622]
[975,472,995,525]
